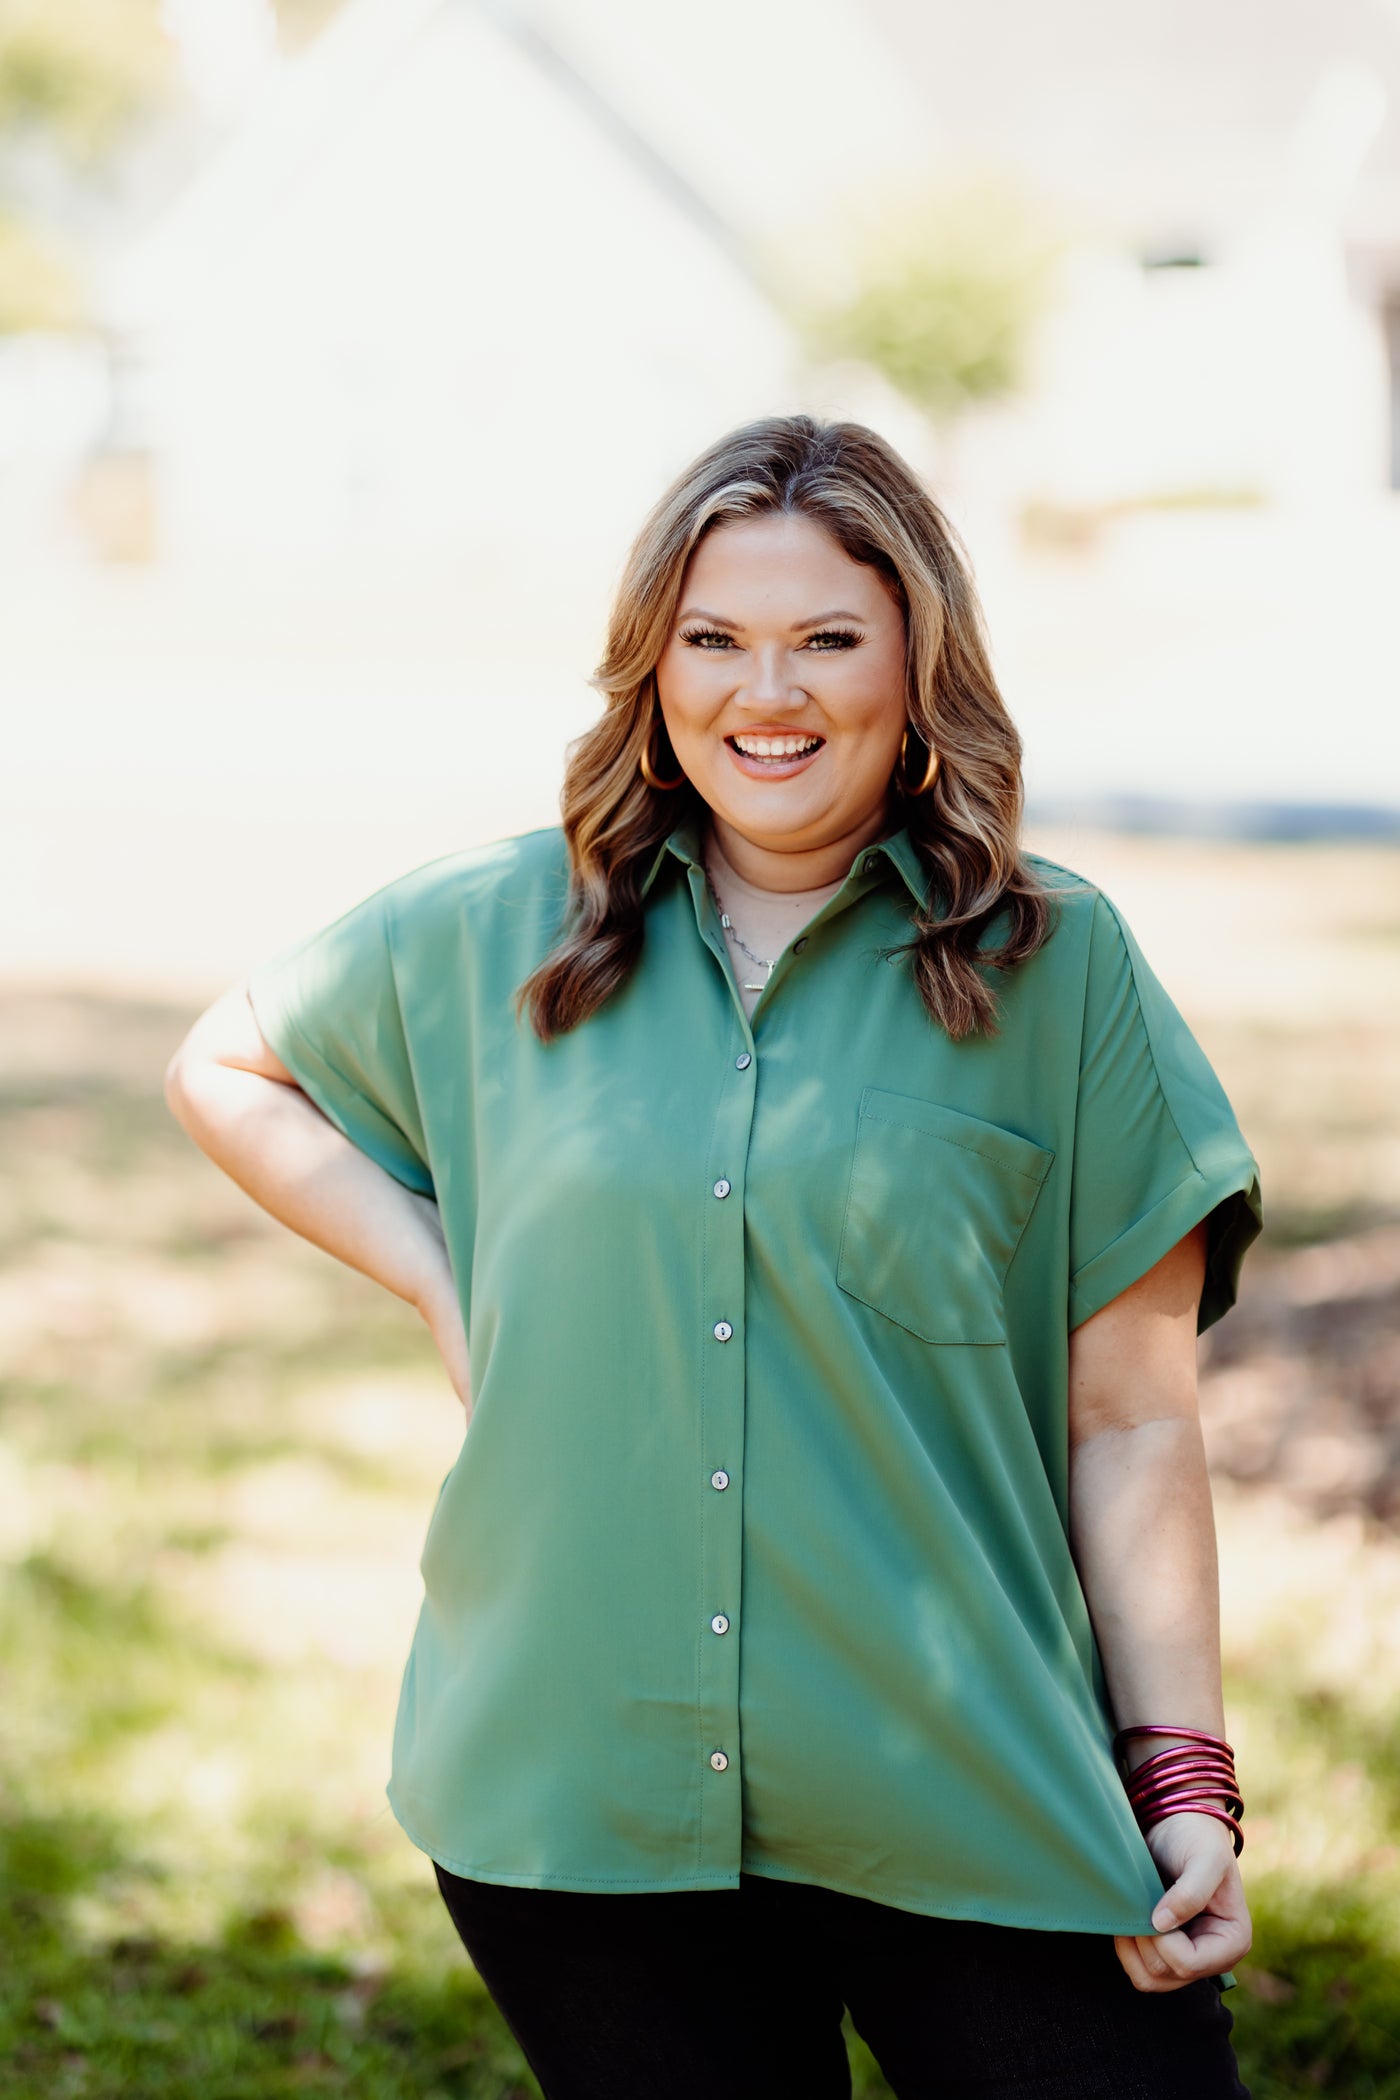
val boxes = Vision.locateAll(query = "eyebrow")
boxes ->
[677,607,866,630]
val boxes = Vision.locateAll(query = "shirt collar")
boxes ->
[640,809,932,910]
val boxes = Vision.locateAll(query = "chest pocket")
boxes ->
[837,1087,1054,1344]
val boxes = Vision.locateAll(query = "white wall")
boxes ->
[121,0,795,595]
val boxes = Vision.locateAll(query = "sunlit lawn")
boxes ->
[4,837,1400,2098]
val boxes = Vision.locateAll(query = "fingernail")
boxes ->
[1152,1907,1173,1929]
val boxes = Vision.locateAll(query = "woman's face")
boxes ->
[654,513,908,867]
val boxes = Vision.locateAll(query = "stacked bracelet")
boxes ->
[1113,1724,1245,1858]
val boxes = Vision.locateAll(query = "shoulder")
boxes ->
[1025,858,1230,1123]
[1015,852,1119,972]
[371,826,571,941]
[1005,856,1182,1049]
[1023,853,1159,961]
[1022,853,1100,918]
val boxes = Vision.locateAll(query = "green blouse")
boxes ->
[246,814,1261,1943]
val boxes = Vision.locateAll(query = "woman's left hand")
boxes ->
[1114,1813,1252,1992]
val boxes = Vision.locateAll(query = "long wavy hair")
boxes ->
[519,414,1052,1040]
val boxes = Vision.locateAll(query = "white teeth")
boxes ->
[732,734,821,760]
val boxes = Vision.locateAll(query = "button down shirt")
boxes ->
[246,815,1262,1935]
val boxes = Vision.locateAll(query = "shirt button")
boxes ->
[713,1178,731,1199]
[710,1469,730,1491]
[709,1750,729,1772]
[710,1613,730,1635]
[863,853,879,873]
[793,936,808,953]
[735,1051,752,1070]
[713,1320,733,1342]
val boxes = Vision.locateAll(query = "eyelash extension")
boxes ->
[678,626,864,650]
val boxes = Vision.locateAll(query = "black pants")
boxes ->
[434,1865,1251,2099]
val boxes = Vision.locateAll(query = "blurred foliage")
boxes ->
[0,0,174,333]
[1,977,1397,2095]
[1021,487,1269,554]
[0,205,81,329]
[272,0,349,55]
[0,0,172,160]
[786,174,1062,422]
[0,0,352,333]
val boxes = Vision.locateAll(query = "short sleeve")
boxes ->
[1068,893,1261,1333]
[245,884,434,1197]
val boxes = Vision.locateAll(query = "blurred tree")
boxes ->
[0,0,173,329]
[0,206,80,328]
[271,0,348,54]
[0,0,172,160]
[789,175,1062,424]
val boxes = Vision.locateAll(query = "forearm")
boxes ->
[1068,1415,1228,1779]
[166,1055,448,1312]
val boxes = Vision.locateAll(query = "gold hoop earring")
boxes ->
[900,726,940,797]
[640,720,685,792]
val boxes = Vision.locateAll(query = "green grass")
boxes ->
[1,1807,530,2099]
[2,990,1399,2095]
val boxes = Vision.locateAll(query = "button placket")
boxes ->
[695,1034,755,1863]
[687,860,763,1041]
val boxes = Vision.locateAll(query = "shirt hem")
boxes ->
[391,1802,1235,1984]
[392,1796,1159,1935]
[390,1799,743,1892]
[739,1859,1163,1940]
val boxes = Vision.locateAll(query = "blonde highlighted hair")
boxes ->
[520,414,1052,1039]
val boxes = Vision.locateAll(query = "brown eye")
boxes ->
[805,629,861,651]
[681,629,735,650]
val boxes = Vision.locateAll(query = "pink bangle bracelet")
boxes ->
[1127,1754,1238,1790]
[1120,1744,1238,1785]
[1128,1752,1237,1785]
[1133,1792,1245,1825]
[1137,1800,1245,1856]
[1135,1785,1244,1820]
[1127,1755,1241,1809]
[1128,1759,1241,1806]
[1114,1723,1245,1857]
[1124,1743,1234,1771]
[1114,1724,1236,1756]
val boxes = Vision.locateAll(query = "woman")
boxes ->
[166,415,1261,2099]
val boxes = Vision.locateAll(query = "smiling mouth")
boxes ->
[726,732,825,765]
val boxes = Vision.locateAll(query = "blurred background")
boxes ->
[3,3,1399,2095]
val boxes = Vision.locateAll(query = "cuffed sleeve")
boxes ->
[1068,894,1261,1332]
[245,885,434,1197]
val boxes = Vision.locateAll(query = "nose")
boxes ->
[733,641,808,712]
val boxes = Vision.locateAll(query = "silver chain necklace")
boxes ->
[704,863,778,992]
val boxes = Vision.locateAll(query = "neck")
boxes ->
[707,804,895,894]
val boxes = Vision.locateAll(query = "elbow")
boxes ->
[163,1028,210,1134]
[162,994,231,1128]
[163,1047,193,1128]
[162,983,284,1146]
